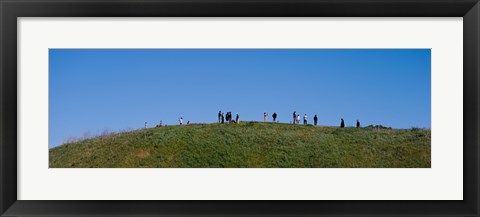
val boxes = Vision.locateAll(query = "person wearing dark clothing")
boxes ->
[314,115,318,126]
[218,111,222,123]
[221,113,225,124]
[236,113,240,124]
[340,118,345,128]
[272,113,277,122]
[293,111,296,124]
[356,120,360,128]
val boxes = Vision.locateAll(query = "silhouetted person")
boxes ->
[187,120,190,125]
[221,113,225,124]
[218,111,221,123]
[356,120,360,128]
[303,114,308,125]
[272,113,277,122]
[236,113,240,124]
[314,115,318,126]
[293,111,296,124]
[340,118,345,128]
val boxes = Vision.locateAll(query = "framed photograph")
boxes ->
[1,0,478,216]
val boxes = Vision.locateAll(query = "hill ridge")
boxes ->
[49,122,431,168]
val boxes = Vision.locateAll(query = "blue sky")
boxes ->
[49,49,431,148]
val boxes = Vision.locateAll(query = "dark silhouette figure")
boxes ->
[236,113,240,124]
[356,120,360,128]
[221,113,225,124]
[272,113,277,122]
[340,118,345,128]
[314,115,318,126]
[293,111,296,124]
[218,111,221,123]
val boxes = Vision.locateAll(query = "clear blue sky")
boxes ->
[49,49,431,148]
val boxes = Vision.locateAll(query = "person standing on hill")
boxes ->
[236,113,240,124]
[226,112,230,123]
[293,111,296,124]
[340,118,345,128]
[314,115,318,126]
[264,112,268,123]
[296,114,300,124]
[221,113,225,124]
[272,112,277,122]
[218,111,221,123]
[303,114,308,125]
[179,117,183,125]
[356,120,361,128]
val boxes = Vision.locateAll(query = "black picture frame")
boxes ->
[1,0,479,216]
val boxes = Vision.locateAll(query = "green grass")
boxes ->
[49,122,431,168]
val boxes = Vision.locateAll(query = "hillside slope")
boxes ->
[49,122,431,168]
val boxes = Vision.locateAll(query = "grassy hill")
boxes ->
[49,122,431,168]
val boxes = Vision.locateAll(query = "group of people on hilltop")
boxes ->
[212,111,361,128]
[218,111,240,124]
[268,111,361,128]
[292,111,314,125]
[175,111,361,128]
